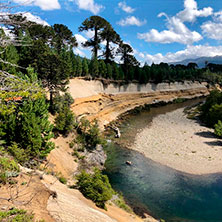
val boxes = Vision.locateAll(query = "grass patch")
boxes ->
[112,194,133,213]
[59,176,67,184]
[0,208,34,222]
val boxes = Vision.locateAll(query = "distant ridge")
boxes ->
[170,56,222,68]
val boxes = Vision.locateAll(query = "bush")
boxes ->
[200,90,222,126]
[59,176,67,184]
[54,105,75,136]
[0,208,34,222]
[76,168,114,209]
[7,142,29,164]
[76,119,106,150]
[0,98,54,162]
[0,157,19,184]
[215,120,222,137]
[50,92,74,114]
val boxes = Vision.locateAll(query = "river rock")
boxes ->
[83,145,107,171]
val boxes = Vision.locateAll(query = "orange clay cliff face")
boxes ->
[69,78,210,129]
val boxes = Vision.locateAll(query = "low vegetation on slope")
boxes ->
[200,90,222,137]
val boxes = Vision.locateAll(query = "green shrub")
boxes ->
[59,176,67,184]
[207,104,222,127]
[0,98,54,162]
[76,119,106,150]
[173,98,186,104]
[69,141,74,148]
[76,168,114,209]
[200,90,222,127]
[215,120,222,137]
[0,157,19,183]
[7,142,29,164]
[0,208,34,221]
[54,105,75,136]
[50,92,74,114]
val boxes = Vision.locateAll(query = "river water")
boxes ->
[104,99,222,222]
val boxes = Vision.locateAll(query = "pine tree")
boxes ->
[99,60,107,78]
[106,63,112,79]
[112,63,119,80]
[52,24,78,52]
[100,24,121,63]
[117,43,139,80]
[76,56,83,76]
[79,16,108,59]
[82,58,89,76]
[90,58,99,78]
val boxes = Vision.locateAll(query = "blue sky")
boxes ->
[10,0,222,64]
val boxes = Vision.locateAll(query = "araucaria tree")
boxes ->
[117,43,139,78]
[100,24,121,63]
[79,16,108,59]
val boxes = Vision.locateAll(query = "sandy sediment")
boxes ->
[132,107,222,175]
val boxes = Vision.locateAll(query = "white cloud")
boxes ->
[73,0,104,14]
[12,0,61,10]
[74,33,91,57]
[74,48,86,57]
[118,1,135,13]
[22,12,49,26]
[177,0,213,22]
[201,21,222,40]
[140,45,222,65]
[117,16,146,26]
[138,16,202,45]
[75,33,87,46]
[201,10,222,40]
[84,30,94,39]
[214,11,222,22]
[137,0,211,45]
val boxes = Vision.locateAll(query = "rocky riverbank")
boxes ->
[132,106,222,175]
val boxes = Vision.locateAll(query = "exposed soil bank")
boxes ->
[131,107,222,175]
[69,78,209,128]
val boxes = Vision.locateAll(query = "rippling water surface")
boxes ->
[105,99,222,222]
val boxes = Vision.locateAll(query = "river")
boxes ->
[104,98,222,222]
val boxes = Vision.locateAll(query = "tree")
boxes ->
[90,58,99,78]
[117,43,139,78]
[79,16,108,59]
[82,58,89,76]
[0,97,54,161]
[100,24,121,63]
[52,24,78,52]
[76,56,83,76]
[99,60,107,78]
[39,51,69,108]
[106,63,112,79]
[112,63,119,80]
[54,104,75,136]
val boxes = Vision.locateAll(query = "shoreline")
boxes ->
[130,105,222,175]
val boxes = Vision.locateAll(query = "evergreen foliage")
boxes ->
[54,104,75,136]
[76,168,114,209]
[76,119,105,150]
[0,208,34,222]
[215,120,222,138]
[0,97,54,161]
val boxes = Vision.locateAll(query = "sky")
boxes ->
[7,0,222,65]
